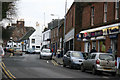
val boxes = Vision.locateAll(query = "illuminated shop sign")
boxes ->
[90,30,103,37]
[83,32,90,39]
[103,26,119,35]
[103,29,109,35]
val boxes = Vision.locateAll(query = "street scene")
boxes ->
[0,0,120,79]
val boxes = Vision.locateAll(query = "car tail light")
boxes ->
[115,61,117,66]
[96,59,100,64]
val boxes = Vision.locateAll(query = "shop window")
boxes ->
[104,2,107,22]
[115,1,119,20]
[92,41,96,50]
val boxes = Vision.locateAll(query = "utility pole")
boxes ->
[63,0,67,55]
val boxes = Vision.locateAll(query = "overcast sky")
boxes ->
[16,0,74,28]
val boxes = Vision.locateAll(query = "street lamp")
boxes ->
[50,14,60,48]
[63,0,67,56]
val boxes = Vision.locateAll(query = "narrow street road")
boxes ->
[2,54,119,78]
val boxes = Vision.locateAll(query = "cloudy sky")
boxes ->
[16,0,74,28]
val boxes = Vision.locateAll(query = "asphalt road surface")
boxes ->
[2,54,119,79]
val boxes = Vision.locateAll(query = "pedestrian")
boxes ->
[90,47,97,53]
[101,42,106,53]
[107,47,112,54]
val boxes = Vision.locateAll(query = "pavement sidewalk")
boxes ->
[52,56,63,65]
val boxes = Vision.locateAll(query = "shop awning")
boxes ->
[80,23,120,33]
[18,27,35,42]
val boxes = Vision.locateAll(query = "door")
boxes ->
[89,54,96,70]
[66,52,71,65]
[84,42,90,53]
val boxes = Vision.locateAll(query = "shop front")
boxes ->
[65,28,74,53]
[80,23,120,55]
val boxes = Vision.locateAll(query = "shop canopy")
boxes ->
[80,23,120,33]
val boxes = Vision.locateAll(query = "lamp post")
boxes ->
[63,0,67,56]
[50,14,60,50]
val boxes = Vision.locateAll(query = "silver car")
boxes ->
[40,49,52,60]
[63,51,88,69]
[81,53,117,76]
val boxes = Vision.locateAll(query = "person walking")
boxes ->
[101,42,106,53]
[90,47,97,53]
[107,47,112,54]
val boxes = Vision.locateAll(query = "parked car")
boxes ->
[40,48,52,60]
[0,46,5,57]
[34,49,40,54]
[26,48,35,54]
[13,48,23,56]
[63,51,88,69]
[7,47,14,53]
[81,52,117,76]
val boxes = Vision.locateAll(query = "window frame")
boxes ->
[104,2,108,22]
[115,1,119,20]
[91,6,95,26]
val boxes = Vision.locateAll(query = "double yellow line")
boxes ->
[51,60,58,66]
[0,62,16,79]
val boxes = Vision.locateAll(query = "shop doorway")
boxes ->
[111,39,118,55]
[84,42,90,53]
[98,40,105,52]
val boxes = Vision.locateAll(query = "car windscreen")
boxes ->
[71,52,84,59]
[99,54,114,61]
[42,49,50,53]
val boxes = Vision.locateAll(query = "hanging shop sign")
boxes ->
[77,33,82,41]
[109,34,118,39]
[109,26,119,34]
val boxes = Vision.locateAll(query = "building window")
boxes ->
[115,1,119,20]
[104,2,107,22]
[91,6,94,26]
[32,39,35,43]
[36,46,40,48]
[32,46,35,50]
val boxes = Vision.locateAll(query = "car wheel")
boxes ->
[40,55,42,59]
[50,57,52,60]
[92,67,96,75]
[81,64,85,72]
[69,63,73,69]
[63,61,66,67]
[111,72,116,76]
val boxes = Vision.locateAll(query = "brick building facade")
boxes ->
[65,2,83,53]
[79,2,120,57]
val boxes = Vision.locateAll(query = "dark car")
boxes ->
[26,48,35,54]
[63,51,88,69]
